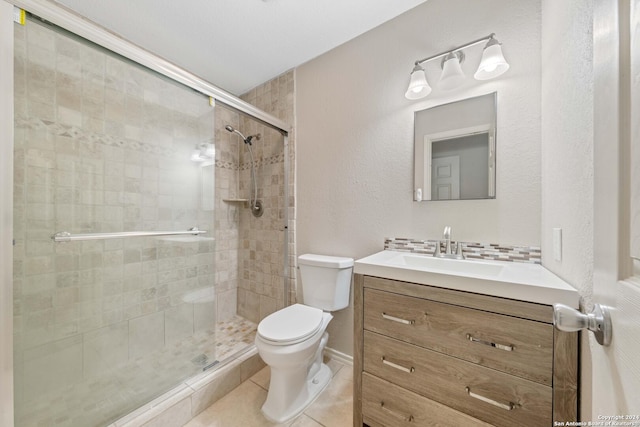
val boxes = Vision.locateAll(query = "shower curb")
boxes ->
[108,346,263,427]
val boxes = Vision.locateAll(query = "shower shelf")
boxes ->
[222,199,249,203]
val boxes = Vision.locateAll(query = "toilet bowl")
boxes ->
[256,304,332,422]
[255,254,353,424]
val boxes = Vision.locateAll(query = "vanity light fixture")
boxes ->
[474,37,510,80]
[405,33,509,100]
[438,51,466,91]
[404,64,431,99]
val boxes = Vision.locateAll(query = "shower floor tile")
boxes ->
[15,315,257,427]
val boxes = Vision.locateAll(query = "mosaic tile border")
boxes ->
[384,237,541,264]
[215,160,237,170]
[15,116,284,172]
[15,115,177,157]
[215,153,284,171]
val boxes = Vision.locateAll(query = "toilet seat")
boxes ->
[257,304,324,345]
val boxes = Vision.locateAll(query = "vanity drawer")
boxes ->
[363,331,552,427]
[362,373,492,427]
[363,288,553,385]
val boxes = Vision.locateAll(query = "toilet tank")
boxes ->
[298,254,354,311]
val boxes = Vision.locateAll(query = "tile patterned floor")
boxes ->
[184,359,353,427]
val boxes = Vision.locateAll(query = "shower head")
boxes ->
[224,125,260,145]
[224,125,247,142]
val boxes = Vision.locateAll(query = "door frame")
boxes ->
[421,124,493,201]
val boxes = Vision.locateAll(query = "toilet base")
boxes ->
[261,363,332,424]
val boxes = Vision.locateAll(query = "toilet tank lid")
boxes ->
[298,254,354,268]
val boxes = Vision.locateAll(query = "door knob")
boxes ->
[553,303,612,346]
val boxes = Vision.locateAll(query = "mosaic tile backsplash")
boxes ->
[384,237,541,264]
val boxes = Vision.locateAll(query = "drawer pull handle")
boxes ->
[381,356,415,373]
[380,401,414,422]
[465,387,515,411]
[382,312,415,325]
[466,334,514,352]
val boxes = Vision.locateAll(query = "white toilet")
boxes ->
[254,253,354,423]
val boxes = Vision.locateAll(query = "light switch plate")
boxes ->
[553,228,562,262]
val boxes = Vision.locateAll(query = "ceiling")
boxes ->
[52,0,428,96]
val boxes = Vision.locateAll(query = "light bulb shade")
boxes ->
[405,65,431,100]
[474,39,509,80]
[438,52,466,91]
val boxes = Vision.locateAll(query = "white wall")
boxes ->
[296,0,542,355]
[540,0,594,418]
[541,0,594,300]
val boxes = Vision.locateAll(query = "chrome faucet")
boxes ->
[434,226,464,259]
[443,226,452,255]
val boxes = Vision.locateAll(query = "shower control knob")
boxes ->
[251,200,264,217]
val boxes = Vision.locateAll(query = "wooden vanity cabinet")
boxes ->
[353,274,579,427]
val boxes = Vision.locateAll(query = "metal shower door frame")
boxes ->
[0,6,293,423]
[7,0,291,308]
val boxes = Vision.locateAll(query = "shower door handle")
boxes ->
[52,227,207,242]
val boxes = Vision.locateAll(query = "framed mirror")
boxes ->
[414,92,496,201]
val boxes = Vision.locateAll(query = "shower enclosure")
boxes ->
[216,104,293,324]
[10,8,292,426]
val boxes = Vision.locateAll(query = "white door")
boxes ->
[591,0,640,418]
[431,155,460,200]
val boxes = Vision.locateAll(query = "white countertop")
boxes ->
[354,250,579,308]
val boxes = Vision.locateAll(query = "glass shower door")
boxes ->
[12,16,223,426]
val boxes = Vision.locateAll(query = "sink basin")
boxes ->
[386,253,504,277]
[354,250,580,307]
[387,254,503,276]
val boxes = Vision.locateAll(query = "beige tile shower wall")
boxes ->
[213,105,241,322]
[13,19,216,407]
[237,71,296,324]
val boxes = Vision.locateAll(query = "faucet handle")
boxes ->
[456,242,464,257]
[434,241,441,257]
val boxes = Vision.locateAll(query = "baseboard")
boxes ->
[324,346,353,366]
